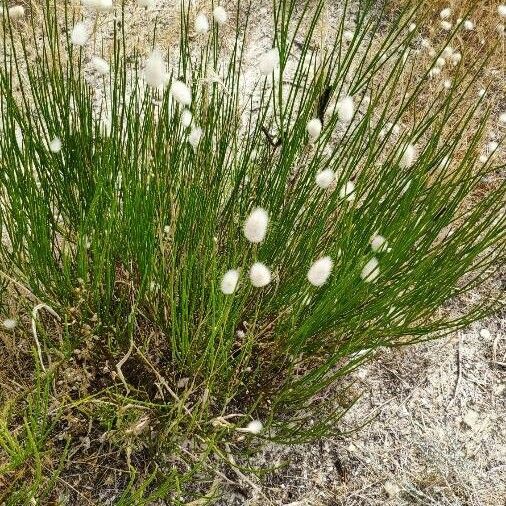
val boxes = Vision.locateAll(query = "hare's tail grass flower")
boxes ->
[213,6,228,25]
[195,13,209,34]
[370,233,388,253]
[307,256,333,287]
[144,49,168,89]
[220,270,239,295]
[249,263,271,287]
[171,80,192,106]
[237,420,263,434]
[361,257,380,282]
[90,56,110,75]
[71,22,90,46]
[7,5,25,19]
[244,208,269,243]
[188,126,203,150]
[49,137,62,153]
[499,5,506,18]
[306,118,322,140]
[2,318,17,330]
[315,168,335,189]
[259,48,279,76]
[337,96,354,123]
[181,109,193,128]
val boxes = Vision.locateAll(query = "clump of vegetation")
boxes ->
[0,0,504,503]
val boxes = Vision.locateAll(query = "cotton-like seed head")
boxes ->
[144,49,167,88]
[361,257,379,282]
[436,57,446,67]
[400,143,417,168]
[249,263,271,288]
[8,5,25,18]
[181,109,192,128]
[307,256,333,287]
[479,154,488,164]
[213,6,227,25]
[81,0,113,11]
[339,181,355,201]
[408,23,416,32]
[498,23,505,35]
[440,7,452,19]
[306,118,322,139]
[343,30,354,42]
[499,112,506,124]
[450,52,462,65]
[478,88,486,98]
[71,22,90,46]
[220,269,239,295]
[315,168,335,189]
[245,420,263,434]
[2,318,17,330]
[370,234,388,253]
[188,126,203,149]
[138,0,155,7]
[499,5,506,18]
[91,56,110,75]
[464,19,474,30]
[195,13,209,34]
[428,67,441,78]
[170,80,192,106]
[244,208,269,243]
[443,79,452,90]
[488,141,499,153]
[337,96,354,123]
[440,20,452,31]
[442,46,453,58]
[259,48,279,75]
[49,137,62,153]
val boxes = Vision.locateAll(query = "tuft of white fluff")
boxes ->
[195,13,209,34]
[370,234,388,253]
[499,5,506,18]
[442,46,453,57]
[2,318,17,330]
[339,181,355,201]
[213,6,227,25]
[487,141,499,153]
[49,137,62,153]
[361,257,379,282]
[306,118,322,139]
[181,109,193,128]
[337,96,354,123]
[144,49,167,88]
[315,168,335,189]
[82,0,113,11]
[244,208,269,243]
[244,420,263,434]
[259,48,279,75]
[138,0,155,7]
[440,7,452,19]
[440,20,452,31]
[343,30,354,42]
[408,23,416,32]
[170,80,192,106]
[400,143,417,168]
[307,256,333,287]
[8,5,25,18]
[220,269,239,295]
[499,112,506,124]
[71,22,90,46]
[188,126,203,149]
[450,51,462,65]
[464,19,474,30]
[250,263,271,287]
[91,56,110,75]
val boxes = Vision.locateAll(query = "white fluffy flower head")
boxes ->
[82,0,113,11]
[499,5,506,18]
[181,109,193,128]
[244,420,263,434]
[220,270,239,295]
[307,256,333,287]
[244,208,269,243]
[91,56,110,75]
[464,19,474,30]
[370,234,388,253]
[188,126,203,149]
[440,20,452,31]
[315,168,335,189]
[440,7,452,19]
[144,49,167,88]
[195,13,209,34]
[259,48,279,75]
[400,143,417,168]
[213,6,227,25]
[8,5,25,18]
[138,0,155,7]
[2,318,17,330]
[49,137,62,153]
[71,22,90,46]
[306,118,322,139]
[171,80,192,106]
[250,263,271,288]
[337,96,354,123]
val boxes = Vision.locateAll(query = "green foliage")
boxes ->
[0,0,504,501]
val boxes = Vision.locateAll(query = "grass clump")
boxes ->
[0,0,504,502]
